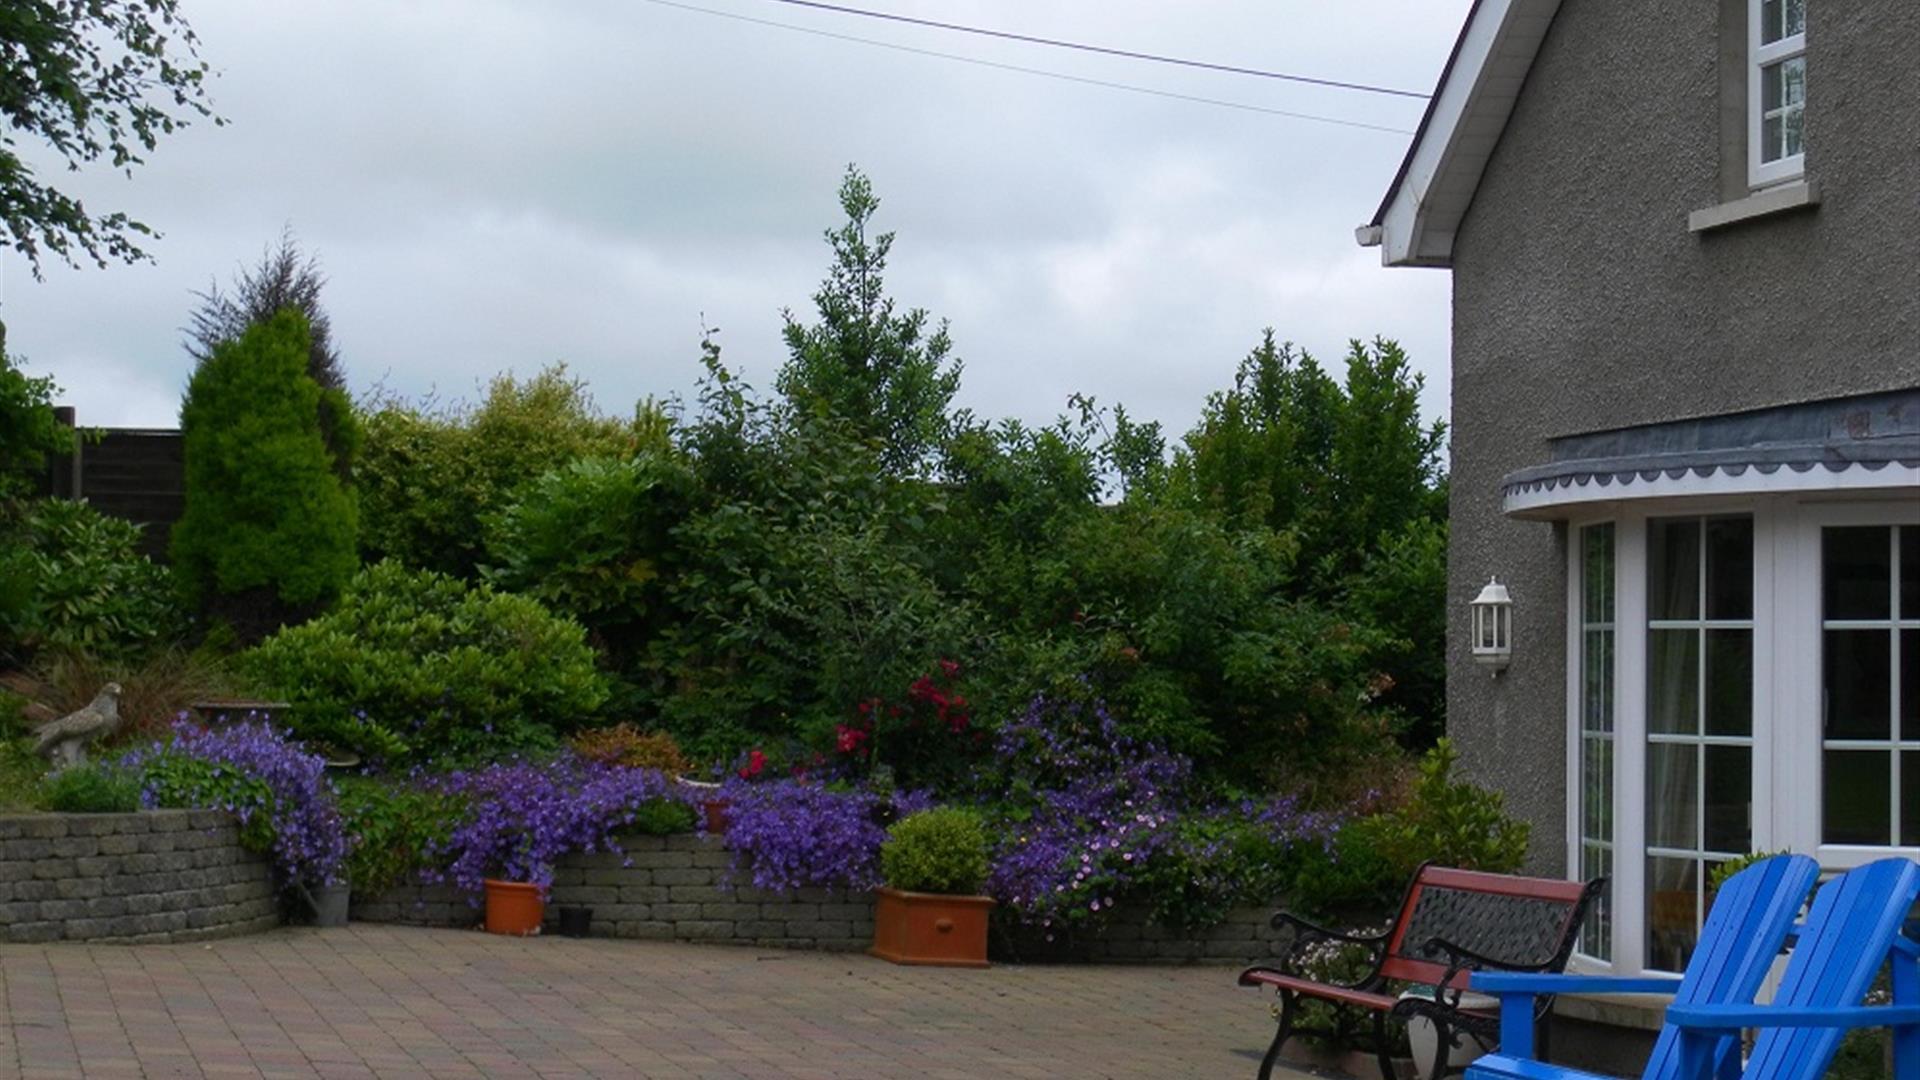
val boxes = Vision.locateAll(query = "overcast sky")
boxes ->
[0,0,1464,443]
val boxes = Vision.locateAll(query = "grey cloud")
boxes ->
[0,0,1465,437]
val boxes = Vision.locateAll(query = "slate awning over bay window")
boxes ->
[1503,388,1920,517]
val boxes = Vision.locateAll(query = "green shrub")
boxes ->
[171,309,357,631]
[881,807,989,895]
[1131,814,1307,930]
[0,499,183,659]
[1290,740,1528,917]
[242,560,610,762]
[1289,817,1405,916]
[483,451,693,661]
[626,798,698,835]
[335,775,461,894]
[0,349,67,500]
[1369,738,1529,874]
[356,366,637,578]
[40,762,142,813]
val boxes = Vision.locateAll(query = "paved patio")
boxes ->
[0,925,1310,1078]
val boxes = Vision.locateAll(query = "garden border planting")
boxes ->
[0,809,278,943]
[352,833,1301,963]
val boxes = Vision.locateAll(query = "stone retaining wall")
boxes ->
[0,810,279,943]
[354,833,1292,963]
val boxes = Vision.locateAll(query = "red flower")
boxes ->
[738,749,767,779]
[938,658,960,678]
[835,724,869,755]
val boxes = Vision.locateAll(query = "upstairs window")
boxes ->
[1750,0,1807,188]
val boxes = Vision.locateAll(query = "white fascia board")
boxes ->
[1374,0,1562,268]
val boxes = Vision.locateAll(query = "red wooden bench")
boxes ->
[1238,864,1605,1080]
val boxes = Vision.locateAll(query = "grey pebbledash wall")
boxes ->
[352,832,1294,964]
[0,810,279,943]
[1445,0,1920,873]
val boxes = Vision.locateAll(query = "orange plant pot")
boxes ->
[703,800,731,835]
[483,879,545,936]
[869,886,994,968]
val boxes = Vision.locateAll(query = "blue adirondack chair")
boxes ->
[1469,855,1920,1080]
[1465,854,1817,1079]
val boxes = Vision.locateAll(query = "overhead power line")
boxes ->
[638,0,1417,135]
[755,0,1431,100]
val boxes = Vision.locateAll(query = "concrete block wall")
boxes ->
[0,810,279,943]
[355,832,1292,963]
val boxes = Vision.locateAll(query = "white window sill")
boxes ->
[1688,180,1820,233]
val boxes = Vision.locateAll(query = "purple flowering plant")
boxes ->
[983,695,1340,932]
[431,756,692,896]
[124,719,349,887]
[718,777,935,893]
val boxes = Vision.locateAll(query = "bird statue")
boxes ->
[33,683,124,768]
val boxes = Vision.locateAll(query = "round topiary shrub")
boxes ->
[880,807,989,896]
[241,559,609,762]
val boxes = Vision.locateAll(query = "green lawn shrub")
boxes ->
[242,560,609,763]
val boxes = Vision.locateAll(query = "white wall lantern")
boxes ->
[1471,577,1513,673]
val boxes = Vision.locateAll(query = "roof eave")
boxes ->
[1360,0,1563,268]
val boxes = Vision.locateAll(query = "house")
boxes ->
[1358,0,1918,1029]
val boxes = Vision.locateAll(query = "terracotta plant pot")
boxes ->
[703,800,731,835]
[483,879,544,936]
[869,886,994,968]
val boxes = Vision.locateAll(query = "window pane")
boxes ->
[1580,845,1611,960]
[1825,629,1892,740]
[1904,629,1918,741]
[1705,517,1754,620]
[1705,629,1752,736]
[1902,528,1918,618]
[1651,630,1700,735]
[1904,753,1919,846]
[1704,745,1751,855]
[1584,524,1615,622]
[1763,114,1785,163]
[1584,735,1614,840]
[1781,106,1804,159]
[1585,629,1615,734]
[1765,57,1806,111]
[1647,856,1699,972]
[1651,520,1701,620]
[1826,527,1892,621]
[1824,750,1891,845]
[1648,743,1699,850]
[1762,0,1807,43]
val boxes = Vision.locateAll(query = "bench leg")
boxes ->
[1256,991,1297,1080]
[1429,1018,1451,1080]
[1372,1010,1395,1080]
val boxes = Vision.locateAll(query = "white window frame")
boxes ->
[1748,0,1807,189]
[1777,500,1920,869]
[1567,520,1617,966]
[1564,497,1780,977]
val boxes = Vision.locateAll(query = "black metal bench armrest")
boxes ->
[1416,935,1566,1018]
[1417,935,1559,975]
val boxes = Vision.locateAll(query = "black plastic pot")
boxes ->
[556,905,593,938]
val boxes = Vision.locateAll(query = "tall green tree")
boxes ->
[172,310,357,639]
[776,166,961,474]
[186,232,356,475]
[0,1,218,277]
[0,339,66,500]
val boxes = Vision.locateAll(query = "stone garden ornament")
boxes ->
[33,682,123,767]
